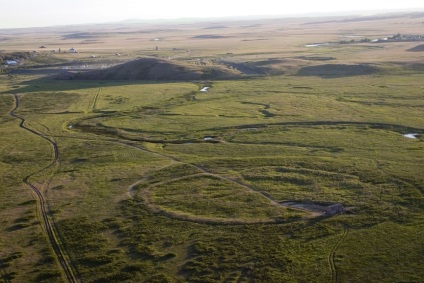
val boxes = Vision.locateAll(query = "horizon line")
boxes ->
[1,8,423,30]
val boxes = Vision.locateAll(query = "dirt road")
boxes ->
[9,94,79,283]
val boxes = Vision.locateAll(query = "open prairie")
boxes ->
[1,12,424,283]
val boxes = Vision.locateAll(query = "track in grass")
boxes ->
[328,228,349,283]
[58,126,321,223]
[90,88,101,113]
[9,94,79,283]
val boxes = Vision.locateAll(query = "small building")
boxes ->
[69,48,78,53]
[325,203,344,215]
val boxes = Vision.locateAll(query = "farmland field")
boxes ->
[1,12,424,282]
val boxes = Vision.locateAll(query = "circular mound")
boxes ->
[142,175,303,224]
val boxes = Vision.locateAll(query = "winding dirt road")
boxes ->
[9,94,79,283]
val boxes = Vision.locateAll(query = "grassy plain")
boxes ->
[1,12,424,283]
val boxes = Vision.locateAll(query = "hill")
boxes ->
[58,57,240,81]
[407,44,424,52]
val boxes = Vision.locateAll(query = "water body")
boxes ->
[304,43,330,47]
[403,133,419,139]
[340,35,364,38]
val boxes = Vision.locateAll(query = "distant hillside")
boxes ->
[58,57,239,81]
[407,44,424,52]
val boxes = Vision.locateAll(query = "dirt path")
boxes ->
[328,228,349,283]
[90,88,101,113]
[9,94,79,283]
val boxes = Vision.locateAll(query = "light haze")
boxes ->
[1,0,423,28]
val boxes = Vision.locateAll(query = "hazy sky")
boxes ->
[1,0,424,29]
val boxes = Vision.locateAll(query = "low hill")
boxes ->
[58,57,239,81]
[407,44,424,52]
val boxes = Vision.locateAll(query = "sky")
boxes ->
[1,0,424,29]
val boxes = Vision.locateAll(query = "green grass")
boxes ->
[1,34,424,282]
[0,94,62,282]
[148,175,304,222]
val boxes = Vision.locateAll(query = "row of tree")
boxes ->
[339,38,372,44]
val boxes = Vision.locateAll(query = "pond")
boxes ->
[403,133,419,139]
[304,43,331,47]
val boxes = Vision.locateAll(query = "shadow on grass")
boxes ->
[6,223,31,232]
[406,44,424,52]
[0,62,263,95]
[0,75,178,95]
[296,64,379,78]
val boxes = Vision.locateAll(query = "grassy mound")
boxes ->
[59,57,239,81]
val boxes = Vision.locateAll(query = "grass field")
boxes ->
[1,12,424,283]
